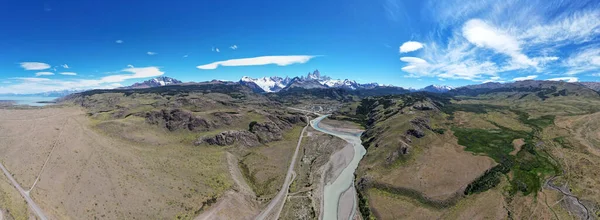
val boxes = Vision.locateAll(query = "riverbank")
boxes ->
[311,115,366,220]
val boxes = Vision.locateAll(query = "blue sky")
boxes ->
[0,0,599,93]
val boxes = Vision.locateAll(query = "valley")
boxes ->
[0,78,599,220]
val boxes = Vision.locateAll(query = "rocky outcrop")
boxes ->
[405,117,431,139]
[406,128,425,138]
[146,109,213,131]
[412,101,437,111]
[195,130,261,147]
[212,112,241,125]
[250,121,285,143]
[195,111,307,146]
[410,117,431,130]
[386,142,410,164]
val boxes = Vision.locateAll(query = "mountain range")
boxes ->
[240,70,383,93]
[118,76,183,89]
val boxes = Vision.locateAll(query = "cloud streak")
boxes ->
[548,77,578,82]
[20,62,51,70]
[0,66,164,94]
[513,75,538,81]
[35,72,54,76]
[197,55,318,70]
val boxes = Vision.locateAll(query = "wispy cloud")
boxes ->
[0,66,164,94]
[400,41,424,53]
[513,75,538,81]
[20,62,51,70]
[147,51,157,55]
[563,46,600,75]
[35,72,54,76]
[60,72,77,76]
[548,77,578,82]
[61,64,69,69]
[401,0,599,81]
[116,40,124,44]
[12,77,51,82]
[183,55,189,58]
[197,55,317,70]
[230,45,238,50]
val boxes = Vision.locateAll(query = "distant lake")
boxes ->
[0,96,59,106]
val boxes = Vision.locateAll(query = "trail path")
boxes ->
[255,116,309,220]
[0,162,48,220]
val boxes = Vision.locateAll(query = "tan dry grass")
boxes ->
[0,107,233,219]
[510,139,525,156]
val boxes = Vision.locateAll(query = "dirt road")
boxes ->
[0,162,47,220]
[255,116,309,220]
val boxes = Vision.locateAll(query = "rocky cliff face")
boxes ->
[146,109,214,131]
[196,112,307,147]
[195,130,261,147]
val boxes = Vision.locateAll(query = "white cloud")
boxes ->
[462,19,536,67]
[197,55,317,70]
[563,47,600,75]
[12,77,51,82]
[116,40,124,44]
[216,48,220,52]
[399,41,424,53]
[61,64,69,69]
[520,10,600,45]
[35,72,54,76]
[230,45,238,50]
[547,77,578,82]
[513,75,538,81]
[183,55,188,58]
[20,62,51,70]
[147,51,157,55]
[60,72,77,76]
[100,67,164,83]
[413,0,599,81]
[0,66,164,94]
[127,64,134,68]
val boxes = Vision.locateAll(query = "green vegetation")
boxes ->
[453,111,559,196]
[370,182,461,209]
[357,189,376,220]
[464,164,510,195]
[513,110,555,131]
[453,127,528,161]
[553,136,572,148]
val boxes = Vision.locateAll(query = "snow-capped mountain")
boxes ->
[420,85,454,93]
[240,76,291,93]
[121,76,183,89]
[241,70,383,92]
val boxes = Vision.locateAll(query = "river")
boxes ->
[311,115,367,220]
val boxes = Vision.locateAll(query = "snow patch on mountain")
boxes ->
[241,76,290,92]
